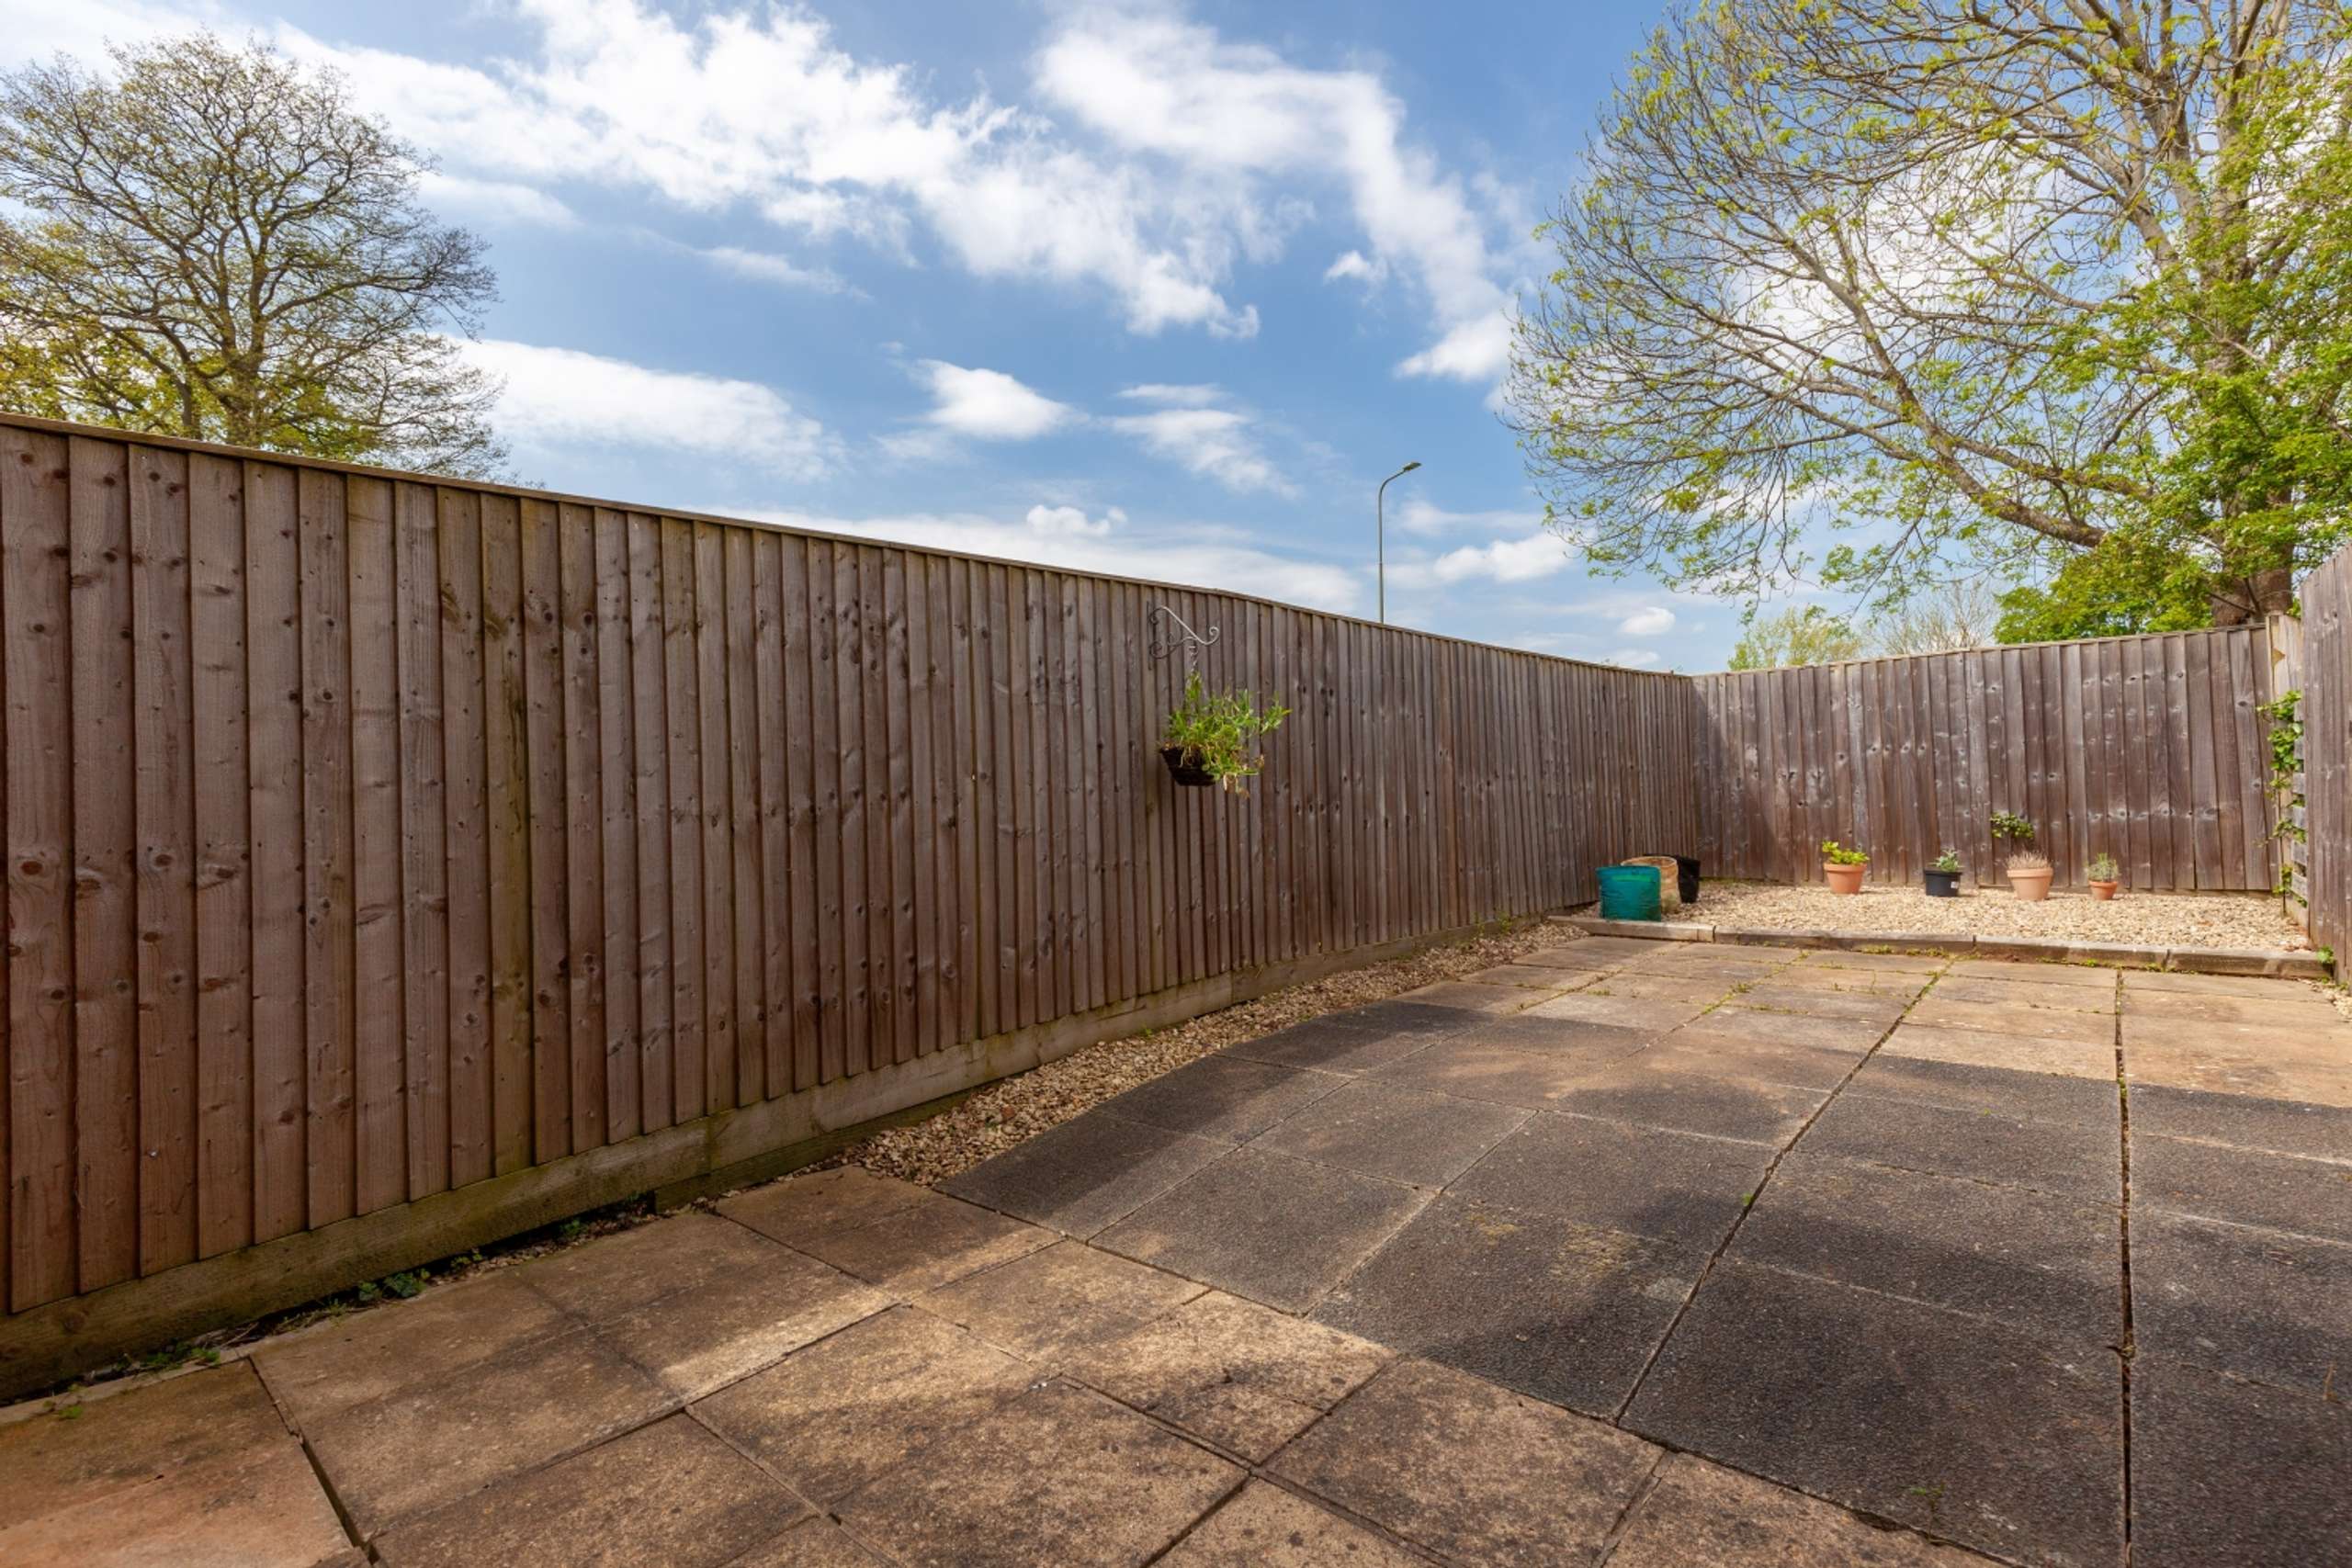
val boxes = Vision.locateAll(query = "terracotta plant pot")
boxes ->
[2007,865,2053,902]
[1823,861,1866,896]
[2089,880,2119,901]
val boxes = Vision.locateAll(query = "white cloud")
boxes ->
[1618,606,1678,637]
[1035,9,1517,378]
[1117,383,1226,408]
[729,502,1361,615]
[1024,503,1117,538]
[1390,533,1570,588]
[1109,406,1290,495]
[414,171,580,228]
[1609,649,1663,668]
[911,361,1078,441]
[466,338,835,478]
[1324,249,1385,285]
[1393,497,1544,536]
[698,244,852,294]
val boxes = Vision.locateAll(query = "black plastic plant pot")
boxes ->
[1159,745,1216,787]
[1923,868,1961,898]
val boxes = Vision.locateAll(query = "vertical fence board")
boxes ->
[190,456,254,1254]
[345,479,405,1214]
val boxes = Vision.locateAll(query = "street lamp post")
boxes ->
[1377,461,1421,624]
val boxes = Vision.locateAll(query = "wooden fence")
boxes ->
[2299,547,2351,960]
[0,416,1697,1357]
[1691,629,2281,889]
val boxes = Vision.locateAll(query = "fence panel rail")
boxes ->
[2301,550,2351,959]
[1692,630,2279,890]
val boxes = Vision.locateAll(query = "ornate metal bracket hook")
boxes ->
[1146,602,1220,671]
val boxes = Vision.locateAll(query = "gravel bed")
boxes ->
[839,919,1567,1187]
[1693,878,2307,951]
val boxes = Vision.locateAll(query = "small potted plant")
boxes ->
[1924,848,1962,898]
[1821,839,1868,895]
[2006,847,2053,902]
[2087,852,2120,901]
[1159,671,1291,795]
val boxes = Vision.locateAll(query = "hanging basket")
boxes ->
[1159,745,1216,788]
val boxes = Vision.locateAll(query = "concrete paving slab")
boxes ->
[2131,1208,2352,1394]
[2124,1034,2352,1107]
[1763,963,1933,994]
[716,1165,934,1251]
[1364,1039,1609,1109]
[255,1271,572,1430]
[940,1111,1230,1237]
[1323,998,1488,1040]
[1542,1063,1830,1145]
[1877,1021,2117,1081]
[786,1190,1053,1295]
[1623,1260,2124,1567]
[1444,1012,1660,1061]
[1157,1482,1425,1568]
[1636,1036,1861,1092]
[371,1415,804,1568]
[1251,1080,1530,1187]
[1269,1357,1659,1568]
[1573,970,1737,1003]
[1715,986,1910,1025]
[1527,990,1716,1030]
[1845,1054,2122,1129]
[1932,976,2116,1013]
[1449,1112,1777,1248]
[1947,959,2120,987]
[1057,1292,1392,1461]
[1732,1153,2120,1345]
[1797,1091,2121,1199]
[718,1519,896,1567]
[2131,1134,2352,1243]
[521,1212,796,1322]
[1466,961,1596,990]
[1102,1055,1348,1143]
[2128,1355,2352,1568]
[2125,1081,2352,1160]
[1511,942,1629,972]
[1672,1006,1890,1053]
[1795,949,1948,973]
[833,1380,1240,1568]
[0,1427,355,1568]
[693,1306,1033,1505]
[1222,1016,1444,1075]
[0,1361,295,1529]
[914,1238,1202,1361]
[594,1241,893,1398]
[303,1325,673,1534]
[2124,968,2329,999]
[1400,979,1546,1013]
[1098,1146,1429,1312]
[1310,1195,1705,1415]
[1548,934,1688,960]
[1905,995,2117,1045]
[2119,988,2341,1028]
[1608,1453,1996,1567]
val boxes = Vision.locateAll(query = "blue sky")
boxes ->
[5,0,1741,669]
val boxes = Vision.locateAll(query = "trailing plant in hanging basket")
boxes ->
[1159,671,1291,794]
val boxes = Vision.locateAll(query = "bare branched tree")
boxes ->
[0,33,505,476]
[1509,0,2352,628]
[1868,577,2007,655]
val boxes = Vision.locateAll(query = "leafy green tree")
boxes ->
[0,33,504,475]
[1726,605,1864,670]
[1509,0,2352,631]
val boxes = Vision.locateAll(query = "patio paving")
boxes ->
[5,935,2346,1567]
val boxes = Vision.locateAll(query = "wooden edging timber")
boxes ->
[0,919,1490,1402]
[1553,914,2334,979]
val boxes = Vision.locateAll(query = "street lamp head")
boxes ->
[1400,460,1421,473]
